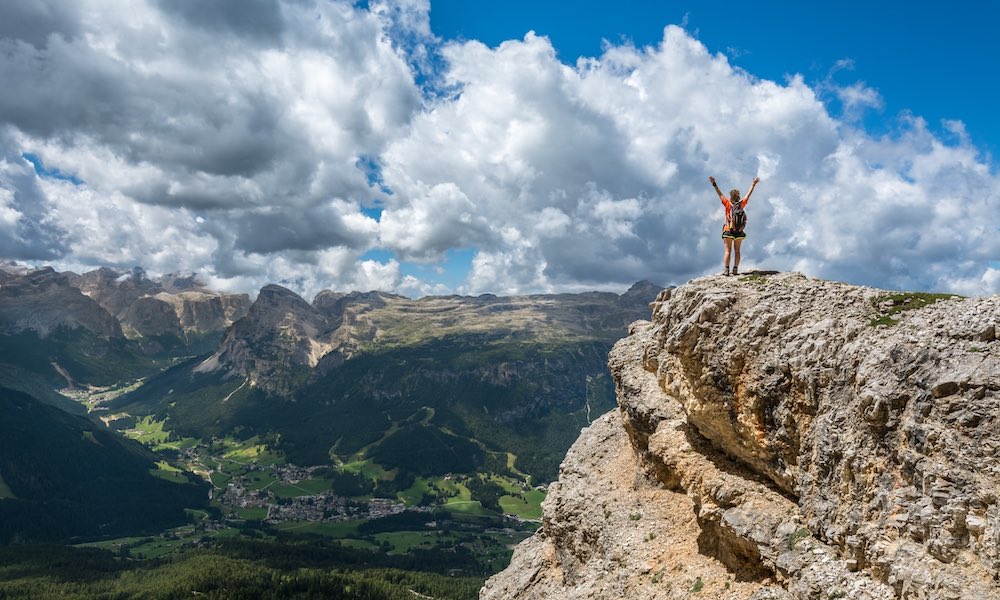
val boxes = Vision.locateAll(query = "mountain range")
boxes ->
[0,263,663,545]
[108,275,663,480]
[0,263,250,391]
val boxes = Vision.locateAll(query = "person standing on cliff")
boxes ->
[709,175,760,276]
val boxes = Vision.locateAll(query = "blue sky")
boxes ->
[1,0,998,299]
[430,0,998,159]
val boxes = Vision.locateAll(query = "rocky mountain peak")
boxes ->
[257,283,310,306]
[157,272,205,293]
[63,266,250,344]
[196,284,343,395]
[243,285,325,330]
[0,261,30,279]
[484,272,1000,599]
[74,266,162,316]
[620,279,663,303]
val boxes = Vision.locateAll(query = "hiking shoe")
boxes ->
[722,267,730,276]
[732,267,739,275]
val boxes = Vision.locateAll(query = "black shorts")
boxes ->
[722,229,746,240]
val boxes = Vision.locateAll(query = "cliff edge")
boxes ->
[483,272,1000,599]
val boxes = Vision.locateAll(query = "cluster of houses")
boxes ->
[214,461,428,523]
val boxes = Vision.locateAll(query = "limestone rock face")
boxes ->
[72,267,250,341]
[196,284,346,395]
[0,267,122,339]
[119,296,184,339]
[481,408,794,600]
[155,290,251,333]
[485,272,1000,599]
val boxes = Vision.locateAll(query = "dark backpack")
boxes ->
[729,202,747,232]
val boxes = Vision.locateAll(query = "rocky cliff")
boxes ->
[72,266,163,317]
[195,284,346,396]
[483,272,1000,600]
[0,267,123,339]
[72,267,250,343]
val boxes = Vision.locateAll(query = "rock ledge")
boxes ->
[483,272,1000,599]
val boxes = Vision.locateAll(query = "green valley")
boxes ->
[111,332,617,483]
[0,266,661,597]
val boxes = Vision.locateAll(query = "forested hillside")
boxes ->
[0,544,483,600]
[0,387,208,543]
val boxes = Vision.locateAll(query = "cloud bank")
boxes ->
[1,0,997,299]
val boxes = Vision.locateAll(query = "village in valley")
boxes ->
[68,383,540,567]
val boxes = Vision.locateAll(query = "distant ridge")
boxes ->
[110,277,665,482]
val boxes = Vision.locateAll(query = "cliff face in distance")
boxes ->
[0,264,250,388]
[70,266,251,344]
[196,280,663,396]
[0,267,123,339]
[483,272,1000,600]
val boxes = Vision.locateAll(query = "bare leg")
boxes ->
[733,238,743,271]
[723,238,733,273]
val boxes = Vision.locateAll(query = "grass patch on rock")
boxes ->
[870,292,960,327]
[786,526,811,550]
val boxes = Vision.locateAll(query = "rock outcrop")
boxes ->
[484,272,1000,599]
[143,291,251,336]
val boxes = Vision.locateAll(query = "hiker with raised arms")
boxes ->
[709,175,760,276]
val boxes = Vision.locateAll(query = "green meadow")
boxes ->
[274,519,364,537]
[499,490,545,520]
[271,478,333,498]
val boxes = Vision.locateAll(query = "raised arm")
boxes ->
[743,176,761,204]
[709,176,726,202]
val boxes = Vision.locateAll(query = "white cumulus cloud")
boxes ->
[0,2,996,298]
[378,24,1000,295]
